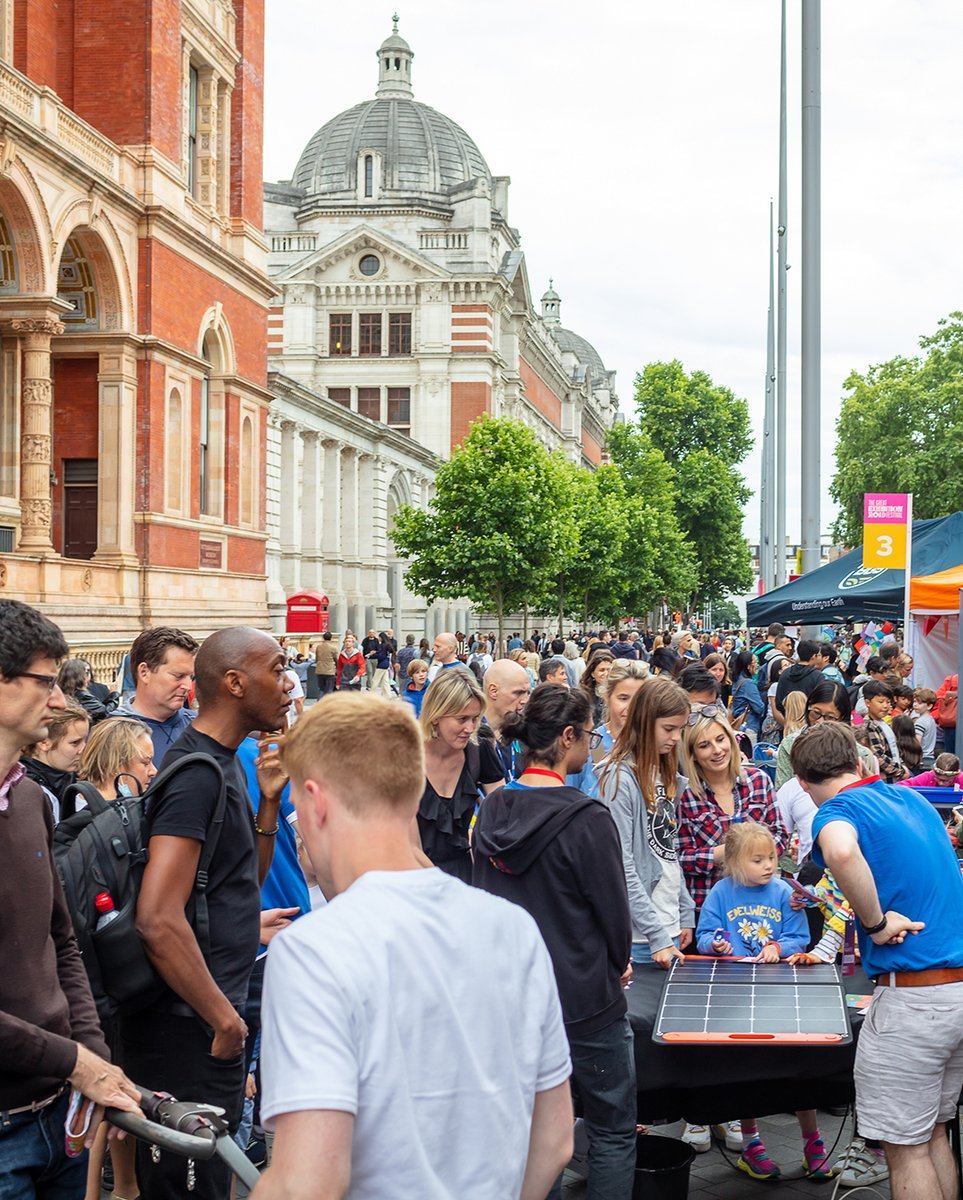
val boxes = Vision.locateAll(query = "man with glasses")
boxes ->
[0,599,142,1195]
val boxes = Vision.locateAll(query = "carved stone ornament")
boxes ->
[21,498,51,528]
[21,434,50,463]
[0,562,7,587]
[81,568,93,591]
[21,380,51,407]
[11,319,64,338]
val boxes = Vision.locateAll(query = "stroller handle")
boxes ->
[105,1086,221,1161]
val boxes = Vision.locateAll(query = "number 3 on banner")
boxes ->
[876,535,893,557]
[863,522,907,569]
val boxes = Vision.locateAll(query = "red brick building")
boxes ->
[0,0,271,666]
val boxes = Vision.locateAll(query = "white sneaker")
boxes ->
[712,1120,743,1151]
[831,1138,889,1188]
[682,1123,711,1153]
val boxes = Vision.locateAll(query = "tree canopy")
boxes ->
[625,361,754,606]
[830,312,963,546]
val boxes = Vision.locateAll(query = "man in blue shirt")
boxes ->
[794,722,963,1200]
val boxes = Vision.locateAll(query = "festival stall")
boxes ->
[746,513,963,688]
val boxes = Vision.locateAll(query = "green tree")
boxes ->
[627,361,754,606]
[710,599,742,628]
[604,425,700,614]
[389,416,570,647]
[830,312,963,546]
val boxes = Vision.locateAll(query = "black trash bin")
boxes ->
[632,1134,695,1200]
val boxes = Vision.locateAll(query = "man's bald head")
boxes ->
[194,627,282,706]
[433,632,458,664]
[484,658,531,730]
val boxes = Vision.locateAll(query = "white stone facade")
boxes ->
[263,22,618,639]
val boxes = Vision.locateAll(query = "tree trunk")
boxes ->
[583,590,589,633]
[496,589,505,658]
[522,602,529,641]
[558,577,565,639]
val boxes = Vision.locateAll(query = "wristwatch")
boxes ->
[860,915,888,936]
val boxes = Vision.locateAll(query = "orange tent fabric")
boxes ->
[911,566,963,612]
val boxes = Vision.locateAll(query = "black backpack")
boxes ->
[54,752,226,1020]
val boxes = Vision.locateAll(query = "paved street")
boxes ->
[563,1112,890,1199]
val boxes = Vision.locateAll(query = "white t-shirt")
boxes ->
[260,868,571,1200]
[775,777,818,863]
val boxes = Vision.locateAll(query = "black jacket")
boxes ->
[473,783,632,1036]
[774,661,823,714]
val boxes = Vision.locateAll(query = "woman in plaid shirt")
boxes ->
[676,707,787,915]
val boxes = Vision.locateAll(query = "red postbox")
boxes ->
[286,591,330,634]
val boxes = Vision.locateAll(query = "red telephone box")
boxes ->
[286,591,330,634]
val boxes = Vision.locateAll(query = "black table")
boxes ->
[626,962,870,1124]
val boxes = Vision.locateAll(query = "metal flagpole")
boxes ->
[775,0,788,587]
[800,0,821,579]
[762,203,776,591]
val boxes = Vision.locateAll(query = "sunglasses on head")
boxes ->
[687,704,727,726]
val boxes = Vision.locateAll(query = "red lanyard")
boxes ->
[522,768,566,784]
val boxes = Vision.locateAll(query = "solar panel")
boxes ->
[653,957,853,1045]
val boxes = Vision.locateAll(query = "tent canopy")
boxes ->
[746,513,963,627]
[910,565,963,614]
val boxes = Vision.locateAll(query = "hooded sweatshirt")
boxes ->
[774,661,822,714]
[472,782,631,1036]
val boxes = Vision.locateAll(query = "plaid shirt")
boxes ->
[863,719,906,783]
[676,765,787,914]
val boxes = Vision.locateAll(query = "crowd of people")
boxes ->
[6,603,963,1200]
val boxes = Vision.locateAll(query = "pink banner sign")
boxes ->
[863,493,909,524]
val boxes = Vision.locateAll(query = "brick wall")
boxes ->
[230,0,264,227]
[14,0,58,89]
[450,381,491,451]
[519,357,562,426]
[142,239,267,384]
[582,429,603,465]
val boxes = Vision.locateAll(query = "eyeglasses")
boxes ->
[17,671,59,692]
[808,709,841,724]
[581,729,604,749]
[687,704,726,726]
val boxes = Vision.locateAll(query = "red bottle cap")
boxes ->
[94,892,115,914]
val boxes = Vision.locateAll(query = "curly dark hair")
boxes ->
[0,600,68,679]
[502,683,591,768]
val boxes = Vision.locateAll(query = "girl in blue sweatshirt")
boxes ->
[695,822,833,1181]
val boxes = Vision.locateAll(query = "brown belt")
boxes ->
[876,967,963,988]
[4,1083,67,1116]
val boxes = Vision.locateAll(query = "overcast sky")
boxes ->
[264,1,963,545]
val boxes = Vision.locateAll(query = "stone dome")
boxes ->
[292,23,492,204]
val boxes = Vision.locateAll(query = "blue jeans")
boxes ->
[0,1089,87,1200]
[548,1015,637,1200]
[632,936,679,966]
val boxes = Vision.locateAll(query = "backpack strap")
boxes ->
[144,752,227,966]
[60,780,111,822]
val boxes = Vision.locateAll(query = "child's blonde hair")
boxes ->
[724,820,777,885]
[783,691,808,735]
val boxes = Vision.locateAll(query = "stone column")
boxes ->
[321,438,344,617]
[94,344,138,564]
[299,429,322,591]
[278,420,303,594]
[14,318,63,554]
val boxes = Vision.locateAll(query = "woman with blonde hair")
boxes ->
[416,668,504,881]
[79,716,157,799]
[676,709,785,919]
[598,676,693,969]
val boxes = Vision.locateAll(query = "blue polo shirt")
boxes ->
[812,776,963,977]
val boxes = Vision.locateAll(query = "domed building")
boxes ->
[263,22,618,637]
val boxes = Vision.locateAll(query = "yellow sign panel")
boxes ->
[863,523,907,569]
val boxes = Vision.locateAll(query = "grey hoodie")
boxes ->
[597,763,695,952]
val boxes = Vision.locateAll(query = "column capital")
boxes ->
[322,437,344,452]
[12,318,64,338]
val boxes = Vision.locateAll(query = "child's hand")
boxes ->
[711,939,733,956]
[760,942,781,963]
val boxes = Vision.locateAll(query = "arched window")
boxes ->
[364,155,373,198]
[240,415,254,525]
[199,339,212,515]
[167,388,182,511]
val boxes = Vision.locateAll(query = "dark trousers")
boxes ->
[317,674,336,696]
[549,1014,637,1200]
[0,1090,87,1200]
[118,1006,246,1200]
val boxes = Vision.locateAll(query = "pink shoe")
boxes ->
[738,1137,781,1180]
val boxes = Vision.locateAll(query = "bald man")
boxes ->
[427,631,470,682]
[479,658,531,779]
[119,627,293,1200]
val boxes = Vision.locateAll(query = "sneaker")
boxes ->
[803,1133,835,1179]
[682,1123,711,1153]
[831,1138,889,1189]
[738,1137,781,1180]
[712,1120,743,1151]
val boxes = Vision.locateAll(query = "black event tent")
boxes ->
[745,513,963,627]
